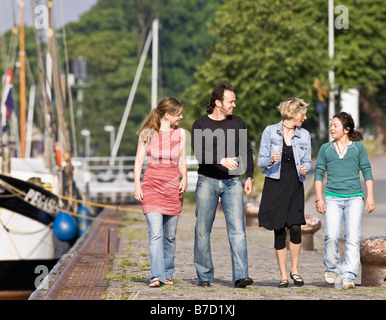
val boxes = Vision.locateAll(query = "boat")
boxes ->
[0,159,69,295]
[0,1,85,298]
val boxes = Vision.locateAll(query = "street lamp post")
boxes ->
[80,129,90,158]
[104,125,115,156]
[328,0,335,141]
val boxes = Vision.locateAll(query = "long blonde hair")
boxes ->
[137,96,183,141]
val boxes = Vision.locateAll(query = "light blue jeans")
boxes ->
[324,196,364,280]
[145,212,179,283]
[194,175,249,284]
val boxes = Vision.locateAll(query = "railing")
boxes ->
[73,156,198,204]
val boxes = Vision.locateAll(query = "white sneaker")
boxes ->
[324,271,337,285]
[342,278,355,289]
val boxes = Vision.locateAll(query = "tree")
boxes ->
[184,0,386,150]
[158,0,220,97]
[66,3,153,156]
[65,0,219,156]
[183,0,329,146]
[333,0,386,148]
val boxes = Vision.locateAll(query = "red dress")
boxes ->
[141,126,183,216]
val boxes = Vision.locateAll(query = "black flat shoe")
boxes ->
[234,277,253,288]
[290,272,304,287]
[198,280,211,287]
[278,279,288,288]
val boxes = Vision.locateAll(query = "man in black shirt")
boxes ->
[192,81,254,288]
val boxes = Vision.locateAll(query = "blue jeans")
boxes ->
[194,175,249,284]
[324,196,364,280]
[145,212,179,283]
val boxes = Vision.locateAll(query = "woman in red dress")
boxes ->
[134,97,187,287]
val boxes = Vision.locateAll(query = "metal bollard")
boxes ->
[360,236,386,287]
[105,229,110,254]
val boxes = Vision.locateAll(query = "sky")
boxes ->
[0,0,98,33]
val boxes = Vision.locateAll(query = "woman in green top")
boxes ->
[314,112,375,289]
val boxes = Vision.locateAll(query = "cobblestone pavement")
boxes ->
[105,152,386,301]
[105,153,386,300]
[105,207,385,301]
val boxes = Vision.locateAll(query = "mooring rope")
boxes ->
[0,177,142,227]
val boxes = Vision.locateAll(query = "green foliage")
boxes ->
[66,0,219,156]
[334,0,386,90]
[183,0,330,144]
[183,0,386,147]
[158,0,220,96]
[2,0,385,156]
[66,3,153,156]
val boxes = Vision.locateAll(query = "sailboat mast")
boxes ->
[46,0,74,203]
[46,0,70,160]
[19,1,26,158]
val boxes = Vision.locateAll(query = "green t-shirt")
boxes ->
[314,141,373,196]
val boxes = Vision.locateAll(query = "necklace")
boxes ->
[282,123,295,146]
[336,139,349,159]
[282,123,295,131]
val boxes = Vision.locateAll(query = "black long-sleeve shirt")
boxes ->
[191,115,254,179]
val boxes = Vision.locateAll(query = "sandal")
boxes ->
[149,279,163,287]
[278,279,289,288]
[290,272,304,287]
[165,279,174,285]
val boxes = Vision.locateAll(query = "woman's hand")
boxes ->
[315,198,326,215]
[366,195,376,213]
[271,151,282,164]
[134,186,143,203]
[299,164,307,176]
[179,177,187,194]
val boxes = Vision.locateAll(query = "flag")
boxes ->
[1,67,14,132]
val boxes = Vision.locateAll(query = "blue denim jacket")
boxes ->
[257,120,311,182]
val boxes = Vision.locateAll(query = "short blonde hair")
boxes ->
[277,97,309,120]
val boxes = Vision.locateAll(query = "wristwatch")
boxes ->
[246,177,254,182]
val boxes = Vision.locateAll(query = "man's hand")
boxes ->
[244,179,253,195]
[220,157,239,170]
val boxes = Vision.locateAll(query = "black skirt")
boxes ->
[258,143,305,231]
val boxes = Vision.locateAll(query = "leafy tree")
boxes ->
[66,4,152,156]
[66,0,219,156]
[158,0,220,97]
[333,0,386,148]
[184,0,386,150]
[183,0,329,146]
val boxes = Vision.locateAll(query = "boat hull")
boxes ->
[0,259,58,291]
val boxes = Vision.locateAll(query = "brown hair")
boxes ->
[206,81,234,114]
[333,112,363,141]
[137,96,183,141]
